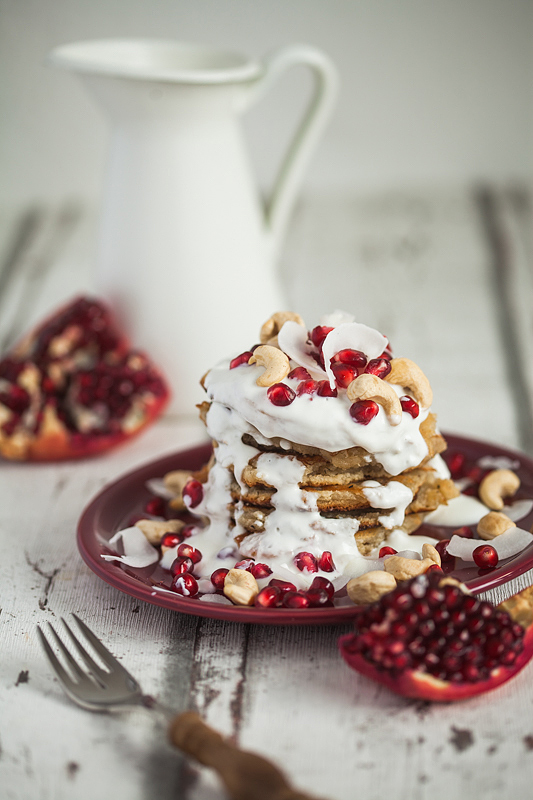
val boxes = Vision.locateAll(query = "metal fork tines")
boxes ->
[37,615,146,711]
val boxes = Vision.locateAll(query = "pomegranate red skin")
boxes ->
[339,627,533,701]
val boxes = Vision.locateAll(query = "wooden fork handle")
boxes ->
[168,711,327,800]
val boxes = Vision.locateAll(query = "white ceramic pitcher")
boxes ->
[49,39,338,413]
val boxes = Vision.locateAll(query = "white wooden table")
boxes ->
[2,185,533,800]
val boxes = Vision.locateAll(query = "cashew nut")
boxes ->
[260,311,305,346]
[422,543,441,566]
[223,568,259,606]
[136,518,184,546]
[347,570,397,605]
[479,469,520,511]
[248,345,290,387]
[383,555,436,581]
[385,358,433,409]
[347,373,402,425]
[477,511,516,540]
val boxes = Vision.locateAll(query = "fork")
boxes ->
[37,615,325,800]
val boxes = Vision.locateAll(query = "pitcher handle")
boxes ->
[243,45,338,255]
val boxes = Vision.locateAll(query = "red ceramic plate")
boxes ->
[77,434,533,625]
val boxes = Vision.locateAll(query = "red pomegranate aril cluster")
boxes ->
[230,351,253,369]
[400,396,419,418]
[350,399,379,425]
[254,576,335,609]
[267,383,295,406]
[343,572,524,683]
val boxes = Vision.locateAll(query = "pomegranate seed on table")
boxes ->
[365,358,392,379]
[230,351,253,369]
[316,380,337,397]
[331,362,357,389]
[400,396,419,418]
[318,551,335,572]
[267,383,296,406]
[473,544,499,569]
[350,400,379,425]
[294,552,319,573]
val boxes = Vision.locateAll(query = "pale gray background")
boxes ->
[1,0,532,208]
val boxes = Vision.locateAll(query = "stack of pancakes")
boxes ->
[198,402,458,555]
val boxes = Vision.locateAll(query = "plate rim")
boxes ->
[77,433,533,625]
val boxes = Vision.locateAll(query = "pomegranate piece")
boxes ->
[339,572,533,701]
[318,550,336,572]
[400,396,419,418]
[282,591,310,609]
[160,531,184,549]
[269,579,297,594]
[309,326,334,349]
[170,556,194,576]
[350,400,379,425]
[316,380,337,398]
[306,587,331,607]
[434,539,455,568]
[379,546,398,558]
[180,524,196,539]
[473,544,499,569]
[453,526,474,539]
[0,296,169,461]
[210,568,229,590]
[331,362,356,389]
[309,576,335,601]
[267,383,296,406]
[330,349,367,371]
[177,542,202,564]
[365,358,392,379]
[144,497,167,517]
[296,379,318,396]
[251,562,273,579]
[171,573,199,597]
[288,367,311,381]
[447,451,466,478]
[234,558,255,571]
[255,586,283,608]
[294,551,319,573]
[182,479,204,509]
[230,351,253,369]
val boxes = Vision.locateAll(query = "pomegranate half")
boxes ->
[0,296,169,460]
[339,571,533,701]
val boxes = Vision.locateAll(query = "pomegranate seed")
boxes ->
[180,524,196,539]
[350,400,379,425]
[330,349,367,370]
[144,497,166,517]
[269,579,297,593]
[316,380,337,397]
[296,379,318,396]
[365,358,392,379]
[426,564,444,574]
[318,551,335,572]
[267,383,295,406]
[160,532,184,549]
[331,362,356,389]
[282,591,310,609]
[177,543,202,564]
[447,452,466,478]
[210,568,229,590]
[171,573,198,597]
[453,526,474,539]
[182,479,203,508]
[473,544,499,569]
[170,556,194,576]
[434,539,455,565]
[309,326,334,349]
[379,546,397,558]
[400,396,419,418]
[309,576,335,600]
[255,586,283,608]
[251,563,273,579]
[234,558,255,571]
[288,367,311,381]
[230,351,253,369]
[306,587,330,607]
[294,552,318,573]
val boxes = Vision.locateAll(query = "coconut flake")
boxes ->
[102,526,159,568]
[199,593,233,605]
[477,455,521,471]
[447,527,533,561]
[322,323,388,389]
[320,310,355,327]
[504,498,533,522]
[277,321,326,378]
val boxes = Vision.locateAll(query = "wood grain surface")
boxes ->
[1,186,533,800]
